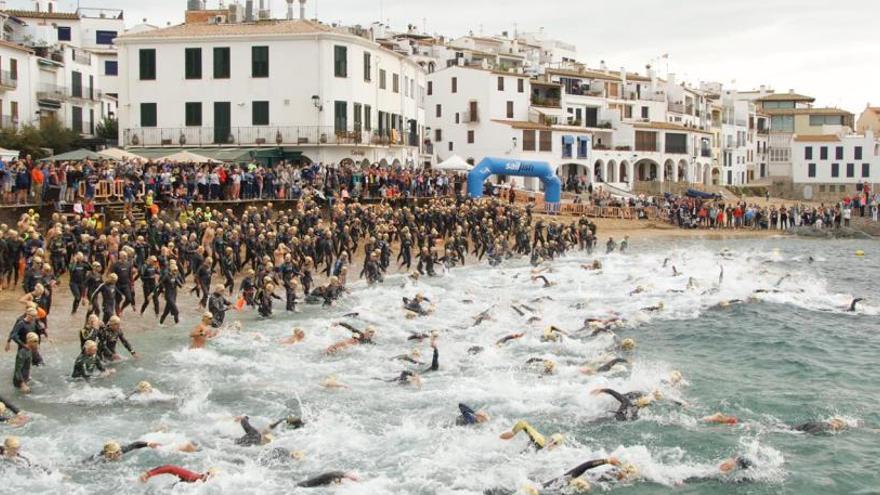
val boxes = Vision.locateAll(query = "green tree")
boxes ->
[96,116,118,142]
[39,116,80,154]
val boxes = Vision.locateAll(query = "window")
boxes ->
[506,101,514,119]
[185,48,202,79]
[379,69,386,89]
[435,129,442,142]
[104,60,118,76]
[448,141,454,151]
[539,130,552,151]
[71,71,82,98]
[454,113,460,124]
[846,163,854,178]
[467,130,474,144]
[334,101,347,133]
[251,46,269,78]
[427,81,433,96]
[72,106,82,133]
[140,103,157,127]
[435,104,442,118]
[363,51,370,81]
[810,114,844,126]
[452,77,457,93]
[641,106,649,119]
[517,78,524,93]
[95,30,117,45]
[252,101,269,125]
[393,74,399,93]
[353,103,362,130]
[862,163,870,178]
[57,26,71,41]
[523,130,536,151]
[139,49,156,80]
[497,76,504,91]
[185,102,202,126]
[332,45,347,78]
[804,146,813,160]
[10,101,17,122]
[855,146,863,160]
[770,115,794,132]
[831,163,839,178]
[635,131,657,152]
[835,146,843,160]
[364,105,372,131]
[89,109,95,135]
[9,59,16,80]
[820,146,828,160]
[665,133,687,154]
[213,47,231,78]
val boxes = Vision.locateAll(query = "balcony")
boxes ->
[122,126,422,148]
[463,109,479,123]
[0,115,18,129]
[668,102,685,114]
[0,70,17,90]
[531,96,561,108]
[71,48,92,66]
[701,148,712,158]
[37,83,67,102]
[665,146,688,154]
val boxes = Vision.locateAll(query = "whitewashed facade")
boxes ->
[116,19,428,166]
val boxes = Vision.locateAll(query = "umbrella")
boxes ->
[160,150,220,163]
[435,154,473,171]
[39,148,103,161]
[98,148,146,160]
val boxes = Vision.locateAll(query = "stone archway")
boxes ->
[678,159,689,183]
[619,160,630,184]
[593,159,604,182]
[710,167,721,186]
[606,160,617,182]
[558,163,591,193]
[663,159,676,182]
[634,159,659,182]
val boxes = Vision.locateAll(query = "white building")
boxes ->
[0,1,122,136]
[790,132,879,199]
[115,17,428,166]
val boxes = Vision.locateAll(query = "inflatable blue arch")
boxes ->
[467,157,562,203]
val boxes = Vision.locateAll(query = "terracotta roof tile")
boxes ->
[793,134,840,142]
[2,9,79,20]
[756,92,815,102]
[117,19,337,40]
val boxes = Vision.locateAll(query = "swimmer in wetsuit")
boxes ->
[499,420,564,450]
[403,293,432,316]
[0,399,28,426]
[234,416,274,446]
[456,403,490,426]
[791,417,847,434]
[268,415,306,430]
[591,388,659,421]
[326,323,376,354]
[297,471,359,487]
[139,465,216,483]
[580,357,629,375]
[85,440,159,462]
[496,332,525,346]
[537,457,623,493]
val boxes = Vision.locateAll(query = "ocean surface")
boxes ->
[1,238,878,495]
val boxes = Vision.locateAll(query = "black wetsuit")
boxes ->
[596,388,643,421]
[68,261,91,314]
[596,358,628,373]
[793,422,836,434]
[85,441,150,462]
[235,416,263,446]
[97,326,136,361]
[207,292,231,327]
[72,352,106,379]
[456,403,479,426]
[138,264,160,316]
[297,471,349,487]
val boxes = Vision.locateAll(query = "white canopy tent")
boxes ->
[0,147,19,161]
[98,148,146,161]
[161,150,220,163]
[435,155,473,172]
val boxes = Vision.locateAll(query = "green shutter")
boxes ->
[139,49,156,80]
[185,48,202,79]
[185,102,202,126]
[334,101,347,133]
[252,101,269,126]
[334,46,347,77]
[140,103,157,127]
[213,47,230,78]
[252,46,269,77]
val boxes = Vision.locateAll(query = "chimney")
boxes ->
[245,0,254,21]
[299,0,306,20]
[789,88,795,94]
[620,66,627,86]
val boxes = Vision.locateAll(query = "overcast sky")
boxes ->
[12,0,879,112]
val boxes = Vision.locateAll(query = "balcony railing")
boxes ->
[665,146,688,154]
[0,115,18,129]
[0,70,17,90]
[71,48,92,66]
[123,126,422,148]
[531,96,561,108]
[37,83,67,101]
[668,102,685,113]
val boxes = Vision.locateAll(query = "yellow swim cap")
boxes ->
[855,250,865,257]
[569,478,591,492]
[102,441,121,455]
[621,338,636,350]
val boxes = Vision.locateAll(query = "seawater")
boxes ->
[1,238,878,495]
